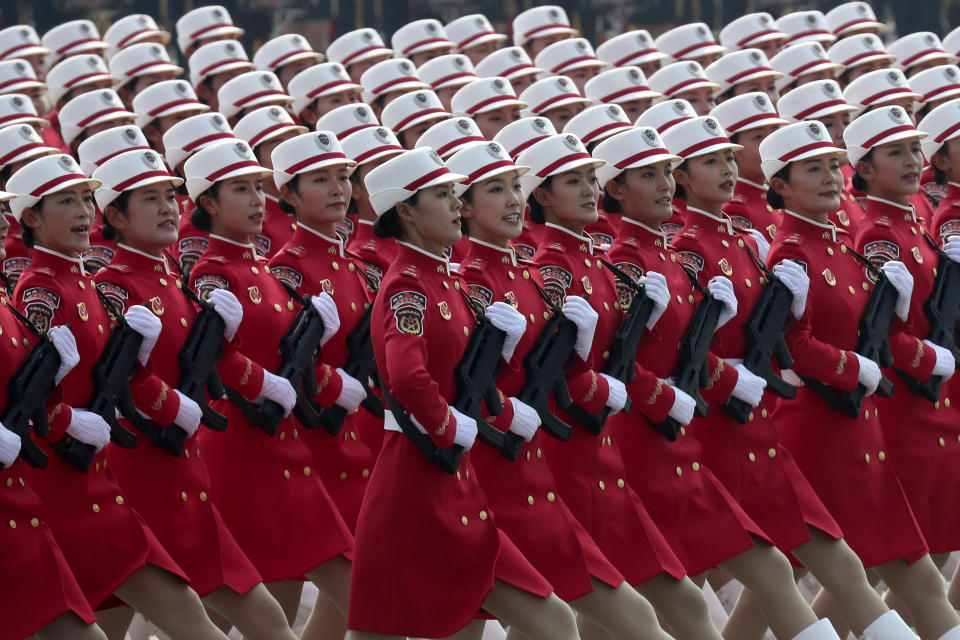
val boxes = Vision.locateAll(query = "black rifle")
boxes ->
[799,249,896,417]
[566,260,655,436]
[894,232,960,402]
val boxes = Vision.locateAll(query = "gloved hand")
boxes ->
[172,390,201,437]
[47,325,80,384]
[310,293,341,345]
[507,397,540,441]
[667,386,696,425]
[745,228,770,264]
[944,236,960,264]
[66,409,111,451]
[259,371,297,416]
[854,353,882,396]
[640,271,670,329]
[486,301,527,362]
[0,421,21,467]
[881,261,914,322]
[773,259,810,319]
[707,276,738,328]
[562,295,598,360]
[601,374,628,413]
[450,406,478,450]
[334,368,367,413]
[731,363,768,408]
[124,304,162,365]
[208,288,243,341]
[923,339,956,381]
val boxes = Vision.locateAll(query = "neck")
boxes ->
[209,224,253,245]
[867,188,911,207]
[684,195,725,216]
[467,226,511,249]
[400,231,448,257]
[118,240,166,258]
[544,212,585,235]
[262,181,281,200]
[297,214,339,239]
[620,204,668,228]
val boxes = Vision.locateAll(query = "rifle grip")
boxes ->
[158,425,189,457]
[650,416,681,441]
[431,445,464,474]
[32,410,51,437]
[720,397,751,424]
[501,432,525,461]
[52,439,95,472]
[256,401,284,435]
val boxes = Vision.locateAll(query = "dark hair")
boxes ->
[190,182,221,231]
[100,190,133,242]
[600,173,627,214]
[373,191,419,239]
[673,160,689,200]
[766,164,792,210]
[526,175,554,224]
[730,131,742,145]
[934,148,949,186]
[717,87,736,103]
[850,148,873,192]
[277,174,299,215]
[457,185,474,235]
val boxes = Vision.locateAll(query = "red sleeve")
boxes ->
[889,330,937,381]
[701,353,740,404]
[623,363,677,423]
[310,363,345,408]
[216,342,267,400]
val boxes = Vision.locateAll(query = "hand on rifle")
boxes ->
[450,406,478,450]
[641,271,670,329]
[208,288,243,341]
[561,296,598,361]
[173,391,202,437]
[880,261,914,322]
[66,409,111,451]
[311,293,341,346]
[730,363,767,408]
[124,305,162,365]
[48,325,80,384]
[707,276,738,328]
[507,397,540,442]
[485,301,527,361]
[667,385,696,425]
[260,371,297,417]
[773,260,809,320]
[854,354,882,396]
[944,236,960,263]
[923,340,956,381]
[0,421,21,467]
[334,368,367,413]
[601,375,628,412]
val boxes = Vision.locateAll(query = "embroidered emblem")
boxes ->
[271,265,302,289]
[467,283,493,307]
[437,300,452,320]
[390,290,427,336]
[539,264,573,306]
[95,281,128,318]
[193,273,228,302]
[22,286,59,334]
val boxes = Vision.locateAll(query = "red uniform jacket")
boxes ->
[722,178,782,241]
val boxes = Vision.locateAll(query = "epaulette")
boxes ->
[873,215,891,228]
[952,201,960,209]
[780,233,804,246]
[462,256,485,272]
[283,245,306,258]
[399,264,419,280]
[104,262,131,273]
[32,266,55,278]
[680,225,701,240]
[545,242,565,252]
[621,236,639,248]
[517,258,538,267]
[206,255,228,264]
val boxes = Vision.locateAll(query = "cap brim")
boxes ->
[351,146,404,167]
[342,48,393,67]
[257,51,324,71]
[393,111,451,133]
[135,102,209,128]
[432,76,479,91]
[670,44,726,62]
[835,22,885,37]
[404,41,454,56]
[501,66,543,80]
[682,141,744,159]
[459,34,507,49]
[721,69,783,91]
[525,96,592,116]
[553,59,607,75]
[844,53,896,68]
[654,80,721,99]
[899,53,958,70]
[464,97,527,115]
[0,115,49,129]
[786,103,857,122]
[592,87,661,103]
[0,189,14,202]
[275,156,356,185]
[0,145,56,169]
[787,34,836,46]
[762,144,844,180]
[517,27,576,46]
[114,63,183,84]
[855,91,923,114]
[249,123,307,148]
[776,63,841,90]
[596,150,681,187]
[192,61,255,86]
[454,163,529,196]
[2,44,50,60]
[95,173,182,210]
[362,80,429,104]
[41,176,102,197]
[729,115,789,133]
[739,32,788,48]
[917,87,960,106]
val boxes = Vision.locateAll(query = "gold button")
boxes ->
[940,437,946,447]
[748,452,756,462]
[4,478,10,487]
[675,466,682,476]
[543,311,550,320]
[745,279,752,288]
[10,337,16,347]
[177,315,187,327]
[287,301,295,310]
[199,492,208,502]
[613,302,620,310]
[527,495,535,505]
[303,466,312,476]
[115,495,124,505]
[946,398,952,407]
[348,263,355,271]
[523,271,530,279]
[848,286,856,295]
[351,431,357,440]
[547,491,556,502]
[279,432,286,440]
[361,468,370,478]
[761,408,768,418]
[251,266,259,274]
[617,478,625,488]
[479,510,488,520]
[19,477,24,485]
[529,313,536,322]
[738,239,745,247]
[454,281,461,290]
[8,520,14,529]
[95,462,100,472]
[350,302,357,311]
[680,426,686,437]
[93,503,101,512]
[878,451,886,461]
[676,294,683,303]
[691,462,700,471]
[598,480,605,490]
[525,451,531,461]
[865,453,871,463]
[338,471,346,480]
[274,303,282,312]
[78,281,85,289]
[180,492,187,502]
[603,302,609,310]
[864,411,870,420]
[748,411,755,421]
[458,515,468,526]
[456,470,461,480]
[508,271,515,280]
[602,350,610,360]
[671,254,677,262]
[862,282,869,291]
[332,262,340,271]
[30,517,39,527]
[159,278,168,286]
[536,448,542,458]
[827,247,834,256]
[463,327,469,335]
[284,470,292,479]
[584,258,592,267]
[293,429,298,439]
[768,448,776,458]
[688,294,695,303]
[721,240,729,248]
[98,324,104,334]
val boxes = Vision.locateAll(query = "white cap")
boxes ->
[635,98,696,133]
[271,130,355,188]
[844,105,926,166]
[562,103,632,145]
[719,13,787,50]
[474,46,542,81]
[0,25,50,62]
[918,98,960,161]
[515,132,603,194]
[759,120,844,180]
[415,116,485,159]
[889,32,958,73]
[0,93,45,129]
[417,54,477,91]
[176,5,243,55]
[364,147,466,215]
[451,77,525,116]
[825,2,885,37]
[326,28,393,68]
[911,65,960,107]
[109,42,182,85]
[288,62,360,117]
[778,80,857,122]
[391,19,453,58]
[0,59,44,97]
[518,75,590,115]
[381,89,450,133]
[132,79,209,128]
[163,112,235,170]
[46,55,112,105]
[770,42,841,92]
[661,115,743,160]
[710,92,786,135]
[844,68,921,115]
[648,61,719,99]
[8,153,100,220]
[776,11,836,47]
[0,124,56,171]
[359,58,428,103]
[595,30,667,68]
[944,26,960,58]
[188,40,254,87]
[217,70,291,119]
[341,126,404,167]
[184,138,271,201]
[534,38,605,76]
[103,14,170,58]
[77,124,150,175]
[827,33,895,70]
[493,115,557,158]
[445,15,506,51]
[511,6,575,48]
[705,49,781,95]
[446,139,529,196]
[59,89,135,146]
[593,126,681,187]
[315,102,379,138]
[655,23,725,62]
[93,148,182,210]
[233,105,306,150]
[42,20,107,64]
[253,34,323,72]
[584,66,660,105]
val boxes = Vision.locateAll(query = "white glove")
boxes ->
[47,325,80,384]
[310,293,341,346]
[731,363,768,408]
[562,295,598,360]
[745,228,770,264]
[854,353,882,396]
[944,236,960,264]
[640,271,670,329]
[485,301,527,362]
[66,409,111,451]
[667,386,696,425]
[208,288,243,341]
[881,261,914,322]
[450,406,478,450]
[773,259,810,320]
[707,275,739,328]
[600,374,628,413]
[0,422,21,467]
[334,368,367,413]
[259,371,297,416]
[923,339,956,381]
[507,397,540,442]
[124,304,162,365]
[172,390,201,437]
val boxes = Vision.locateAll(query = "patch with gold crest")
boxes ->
[939,219,960,242]
[539,264,573,306]
[247,285,262,304]
[253,234,271,257]
[513,243,536,261]
[21,286,59,334]
[911,246,924,264]
[95,281,129,318]
[466,283,493,307]
[437,300,452,320]
[677,250,704,273]
[270,265,303,289]
[613,261,644,309]
[863,239,899,280]
[390,291,427,336]
[82,245,115,273]
[193,273,229,302]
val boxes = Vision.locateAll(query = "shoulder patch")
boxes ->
[21,286,60,334]
[863,239,899,273]
[539,264,573,307]
[270,264,303,289]
[679,224,702,240]
[253,234,271,257]
[466,283,493,307]
[82,245,115,273]
[193,273,229,302]
[178,236,208,257]
[95,281,129,318]
[399,263,419,280]
[390,290,427,336]
[513,243,537,261]
[365,262,384,289]
[545,242,565,252]
[873,215,891,228]
[728,215,753,230]
[677,250,705,274]
[283,245,306,257]
[588,231,613,246]
[614,261,644,309]
[939,218,960,242]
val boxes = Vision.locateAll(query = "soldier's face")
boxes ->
[792,69,837,92]
[24,186,96,256]
[472,105,522,139]
[509,73,538,95]
[203,175,266,242]
[753,39,784,59]
[867,98,916,124]
[542,102,585,131]
[772,155,843,215]
[676,150,738,208]
[613,160,675,223]
[277,59,315,91]
[731,77,779,107]
[858,139,923,200]
[525,33,570,59]
[841,59,888,86]
[931,138,960,183]
[400,117,446,149]
[675,87,716,116]
[733,124,781,184]
[463,40,499,66]
[460,172,525,244]
[106,181,180,253]
[283,166,352,229]
[618,98,654,123]
[534,165,600,231]
[818,112,851,149]
[400,182,462,252]
[565,65,600,93]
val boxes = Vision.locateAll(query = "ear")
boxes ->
[300,103,319,129]
[279,183,300,210]
[20,205,40,229]
[395,200,415,222]
[931,151,952,173]
[603,177,627,204]
[770,176,790,199]
[103,204,127,232]
[673,165,692,189]
[532,185,553,209]
[196,193,219,219]
[854,158,875,182]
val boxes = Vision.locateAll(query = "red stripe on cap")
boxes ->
[248,122,296,148]
[268,48,315,69]
[457,30,497,49]
[392,107,446,132]
[656,116,691,133]
[335,122,377,138]
[307,79,357,99]
[778,141,838,162]
[900,47,948,69]
[182,131,235,152]
[670,39,720,60]
[498,62,538,77]
[613,49,660,67]
[532,92,584,113]
[0,77,38,92]
[523,23,572,40]
[676,136,733,158]
[507,134,549,158]
[860,86,915,106]
[435,135,485,157]
[234,89,288,108]
[465,94,518,115]
[550,55,600,74]
[123,59,176,77]
[601,85,654,102]
[0,141,45,166]
[284,151,348,173]
[581,120,631,144]
[466,159,515,182]
[536,151,592,177]
[789,58,834,77]
[96,144,150,166]
[790,98,850,120]
[112,169,174,191]
[935,120,960,143]
[736,29,784,48]
[400,37,450,56]
[372,76,421,95]
[341,45,388,66]
[726,66,774,85]
[352,143,403,164]
[662,76,711,96]
[76,107,130,128]
[404,166,451,190]
[147,97,204,117]
[0,112,39,127]
[833,18,878,35]
[199,58,249,78]
[117,28,159,49]
[206,159,262,181]
[63,72,109,88]
[921,83,960,103]
[30,172,88,196]
[0,42,43,60]
[615,147,671,169]
[784,29,832,44]
[724,111,779,132]
[189,23,238,40]
[56,38,103,55]
[840,50,889,68]
[861,124,917,148]
[429,71,476,89]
